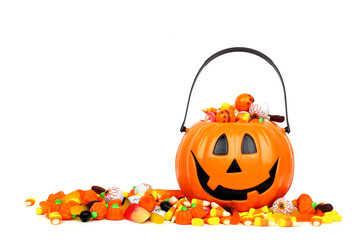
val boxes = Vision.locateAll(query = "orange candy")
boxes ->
[215,109,236,122]
[81,190,98,205]
[25,198,36,206]
[106,204,124,220]
[297,194,315,214]
[235,93,254,112]
[90,202,107,220]
[138,195,156,212]
[59,201,79,220]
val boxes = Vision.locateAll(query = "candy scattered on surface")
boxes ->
[27,187,341,227]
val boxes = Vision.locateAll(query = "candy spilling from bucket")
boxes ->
[26,183,341,227]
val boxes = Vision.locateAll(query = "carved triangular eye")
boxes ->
[241,134,257,154]
[213,133,228,155]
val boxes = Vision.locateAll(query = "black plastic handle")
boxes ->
[180,47,291,134]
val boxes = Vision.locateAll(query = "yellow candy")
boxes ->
[61,191,80,204]
[150,190,158,200]
[260,206,269,213]
[49,212,60,218]
[191,218,204,226]
[123,191,130,198]
[331,214,342,222]
[164,205,177,221]
[70,205,88,215]
[239,212,249,217]
[253,213,265,219]
[254,217,275,226]
[205,217,220,225]
[278,218,293,227]
[36,207,44,215]
[220,103,231,110]
[272,212,288,222]
[149,212,164,224]
[265,216,276,222]
[324,210,337,216]
[237,112,251,122]
[322,215,332,223]
[248,208,256,216]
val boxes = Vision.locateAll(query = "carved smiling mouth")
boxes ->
[191,151,278,201]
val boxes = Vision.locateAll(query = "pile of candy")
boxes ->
[201,93,284,123]
[25,183,342,227]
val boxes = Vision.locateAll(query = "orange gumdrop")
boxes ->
[138,195,156,212]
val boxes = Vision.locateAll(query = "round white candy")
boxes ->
[249,102,269,119]
[272,197,293,215]
[134,183,152,194]
[104,186,124,203]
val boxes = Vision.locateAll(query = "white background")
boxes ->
[1,0,359,239]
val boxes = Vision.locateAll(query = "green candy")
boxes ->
[91,211,98,219]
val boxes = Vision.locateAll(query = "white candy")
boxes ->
[134,183,152,194]
[272,197,293,215]
[127,195,141,204]
[249,102,269,119]
[104,186,124,203]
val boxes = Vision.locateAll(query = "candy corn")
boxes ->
[210,208,230,217]
[254,217,275,226]
[49,212,62,225]
[164,204,177,221]
[179,198,191,207]
[311,216,322,227]
[191,199,210,207]
[36,207,46,215]
[241,216,253,226]
[123,204,150,223]
[25,198,36,206]
[278,218,294,227]
[220,217,231,225]
[211,202,225,211]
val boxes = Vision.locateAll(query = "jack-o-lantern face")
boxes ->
[175,120,294,212]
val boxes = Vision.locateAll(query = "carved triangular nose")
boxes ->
[227,159,242,173]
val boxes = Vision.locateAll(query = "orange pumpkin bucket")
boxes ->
[175,47,294,212]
